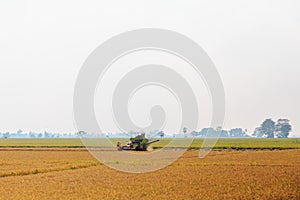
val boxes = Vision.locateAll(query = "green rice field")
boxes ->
[0,138,299,150]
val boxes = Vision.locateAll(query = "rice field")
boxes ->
[0,148,299,199]
[0,139,299,199]
[0,138,299,149]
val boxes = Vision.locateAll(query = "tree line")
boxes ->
[157,118,292,138]
[0,118,293,138]
[253,118,292,138]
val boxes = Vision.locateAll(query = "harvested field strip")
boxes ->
[0,148,88,151]
[0,162,101,178]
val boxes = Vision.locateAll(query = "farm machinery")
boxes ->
[117,133,159,151]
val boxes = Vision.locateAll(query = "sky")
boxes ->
[0,0,299,136]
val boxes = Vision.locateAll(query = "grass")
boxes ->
[0,138,299,150]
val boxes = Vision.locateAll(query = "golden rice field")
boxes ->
[0,148,299,199]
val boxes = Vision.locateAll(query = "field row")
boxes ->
[0,138,299,149]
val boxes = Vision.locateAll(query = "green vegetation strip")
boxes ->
[0,138,299,150]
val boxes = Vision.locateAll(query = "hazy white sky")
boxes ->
[0,0,299,135]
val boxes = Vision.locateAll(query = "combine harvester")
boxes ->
[117,133,159,151]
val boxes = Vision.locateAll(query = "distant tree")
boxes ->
[216,126,222,132]
[261,119,275,138]
[183,127,187,134]
[219,130,229,137]
[253,127,264,138]
[44,131,50,138]
[158,131,165,138]
[3,132,9,139]
[199,128,209,137]
[199,128,217,137]
[183,127,187,138]
[275,119,292,138]
[29,131,36,138]
[229,128,246,137]
[190,131,198,137]
[76,131,87,137]
[216,126,228,137]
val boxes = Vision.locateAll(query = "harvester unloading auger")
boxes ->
[117,133,159,151]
